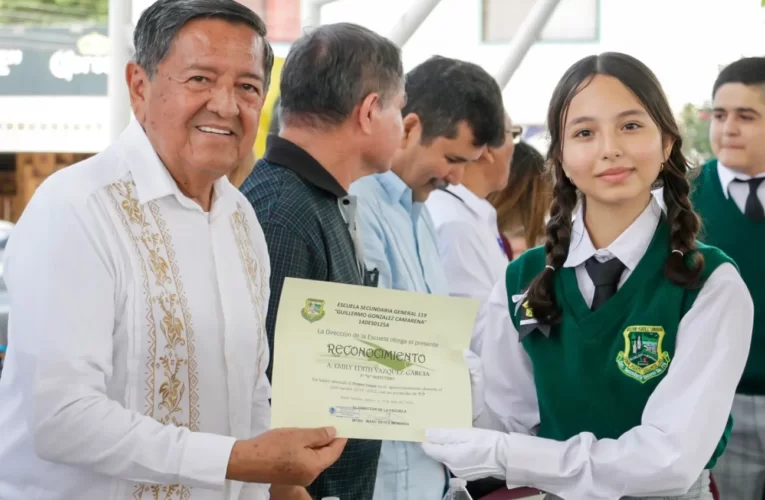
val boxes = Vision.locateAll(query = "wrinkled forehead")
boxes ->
[165,18,264,68]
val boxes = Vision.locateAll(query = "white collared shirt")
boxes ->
[563,195,663,306]
[717,161,765,214]
[473,196,753,498]
[0,120,271,500]
[427,185,508,352]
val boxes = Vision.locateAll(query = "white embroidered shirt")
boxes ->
[0,120,271,500]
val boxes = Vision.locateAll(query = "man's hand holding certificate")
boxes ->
[270,278,479,442]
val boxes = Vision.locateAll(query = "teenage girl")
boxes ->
[422,52,753,499]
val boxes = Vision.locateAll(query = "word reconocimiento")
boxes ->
[327,343,427,365]
[335,302,427,328]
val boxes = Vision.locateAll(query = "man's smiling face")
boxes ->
[130,18,267,179]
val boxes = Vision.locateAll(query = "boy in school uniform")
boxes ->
[693,56,765,500]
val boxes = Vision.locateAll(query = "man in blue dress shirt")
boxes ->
[350,55,507,500]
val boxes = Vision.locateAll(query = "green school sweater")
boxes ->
[506,219,734,469]
[692,159,765,395]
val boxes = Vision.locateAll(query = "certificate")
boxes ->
[270,277,479,442]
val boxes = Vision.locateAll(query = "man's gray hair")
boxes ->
[133,0,275,89]
[279,23,404,128]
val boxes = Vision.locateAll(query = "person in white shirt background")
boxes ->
[0,1,345,499]
[427,112,515,354]
[422,52,753,499]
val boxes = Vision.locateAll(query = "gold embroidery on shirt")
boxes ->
[231,204,269,380]
[107,181,158,417]
[152,201,200,428]
[108,179,197,499]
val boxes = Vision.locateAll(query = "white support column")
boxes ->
[387,0,442,46]
[108,0,133,142]
[301,0,339,28]
[494,0,563,89]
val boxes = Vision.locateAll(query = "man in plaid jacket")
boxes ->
[241,22,405,500]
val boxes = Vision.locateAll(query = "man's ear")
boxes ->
[126,61,149,123]
[479,148,496,165]
[401,113,421,150]
[358,92,380,135]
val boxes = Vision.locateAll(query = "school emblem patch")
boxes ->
[521,300,534,319]
[513,294,550,340]
[616,325,671,383]
[301,298,326,323]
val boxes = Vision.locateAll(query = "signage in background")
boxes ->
[0,26,110,96]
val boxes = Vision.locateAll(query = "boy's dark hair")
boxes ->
[713,57,765,97]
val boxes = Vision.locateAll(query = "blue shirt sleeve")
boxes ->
[355,196,394,290]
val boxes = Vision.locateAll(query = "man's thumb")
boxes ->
[303,426,337,447]
[313,437,347,467]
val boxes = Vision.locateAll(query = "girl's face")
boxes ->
[561,74,671,209]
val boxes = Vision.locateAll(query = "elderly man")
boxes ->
[349,55,506,500]
[0,1,344,499]
[241,22,405,500]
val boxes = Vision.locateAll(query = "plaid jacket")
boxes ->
[240,135,381,500]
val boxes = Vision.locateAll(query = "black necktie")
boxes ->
[733,178,765,222]
[585,257,625,311]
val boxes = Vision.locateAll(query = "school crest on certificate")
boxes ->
[301,298,326,323]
